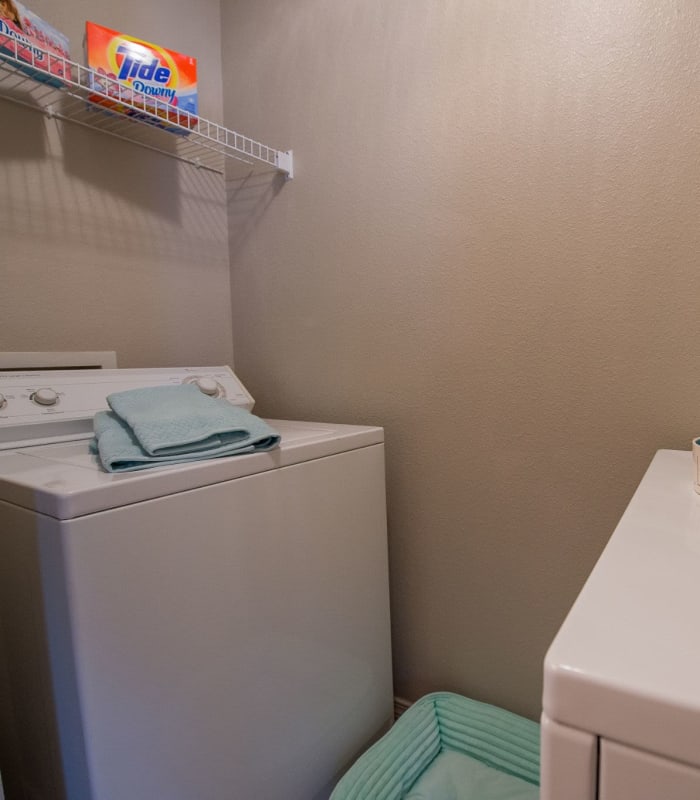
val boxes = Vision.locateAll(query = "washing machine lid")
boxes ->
[0,419,383,519]
[0,365,383,519]
[543,449,700,767]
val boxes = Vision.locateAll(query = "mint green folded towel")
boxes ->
[92,384,280,472]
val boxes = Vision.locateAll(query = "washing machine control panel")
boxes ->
[0,366,254,450]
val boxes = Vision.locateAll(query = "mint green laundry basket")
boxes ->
[330,692,540,800]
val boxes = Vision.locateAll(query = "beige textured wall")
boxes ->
[222,0,700,719]
[0,0,232,367]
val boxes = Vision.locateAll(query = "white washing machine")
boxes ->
[542,449,700,800]
[0,366,393,800]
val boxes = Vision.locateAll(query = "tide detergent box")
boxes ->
[0,1,70,86]
[85,21,198,133]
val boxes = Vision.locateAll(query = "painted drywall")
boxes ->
[0,0,232,367]
[222,0,700,719]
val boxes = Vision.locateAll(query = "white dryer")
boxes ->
[542,449,700,800]
[0,366,393,800]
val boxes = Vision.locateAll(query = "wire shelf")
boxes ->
[0,33,293,177]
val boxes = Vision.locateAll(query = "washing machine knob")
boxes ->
[32,387,59,406]
[0,394,6,409]
[194,377,219,397]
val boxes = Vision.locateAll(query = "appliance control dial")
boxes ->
[181,376,226,399]
[194,377,219,396]
[0,394,5,409]
[32,387,59,406]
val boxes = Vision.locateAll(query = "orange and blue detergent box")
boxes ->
[0,1,70,87]
[85,21,198,133]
